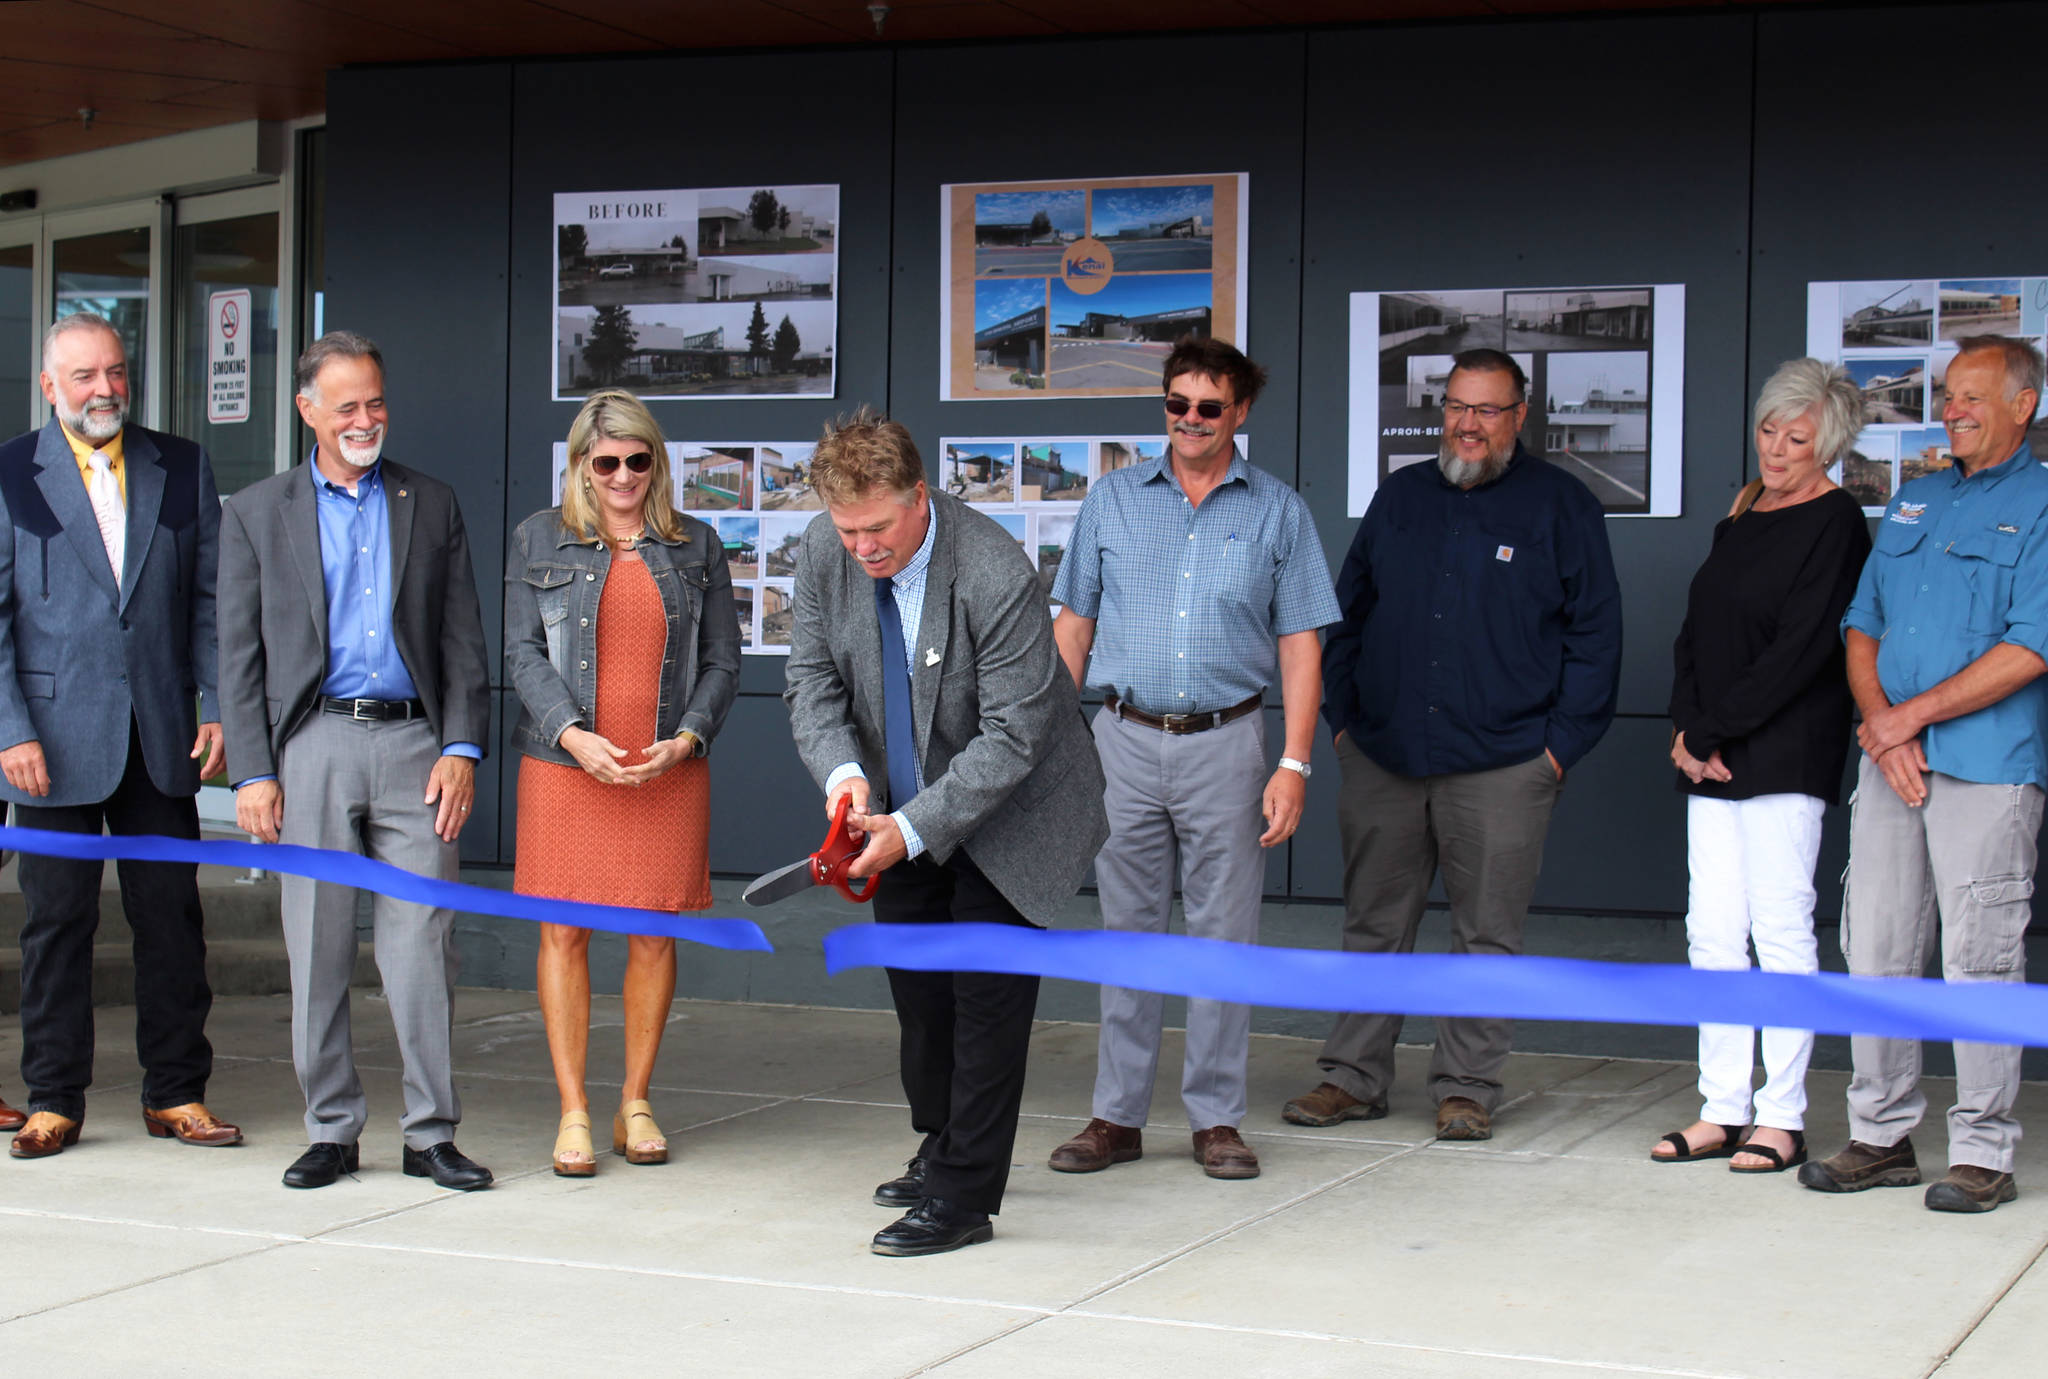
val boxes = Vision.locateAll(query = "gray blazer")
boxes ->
[785,490,1108,923]
[0,420,219,807]
[217,457,492,784]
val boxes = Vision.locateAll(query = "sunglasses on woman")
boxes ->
[588,451,654,476]
[1163,397,1228,420]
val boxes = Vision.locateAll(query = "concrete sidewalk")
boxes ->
[1,990,2043,1376]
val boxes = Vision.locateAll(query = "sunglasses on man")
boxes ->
[588,451,654,475]
[1164,397,1229,420]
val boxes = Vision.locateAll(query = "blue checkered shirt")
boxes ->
[1053,453,1339,713]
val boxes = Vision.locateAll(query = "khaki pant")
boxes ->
[1842,756,2040,1173]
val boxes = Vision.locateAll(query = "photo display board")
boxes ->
[1804,277,2048,514]
[553,185,839,401]
[1347,284,1687,518]
[938,433,1248,613]
[938,174,1249,401]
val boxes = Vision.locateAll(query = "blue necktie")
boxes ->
[875,576,919,810]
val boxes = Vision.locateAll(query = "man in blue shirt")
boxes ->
[1802,335,2048,1214]
[1286,348,1620,1141]
[219,332,493,1192]
[1046,338,1340,1181]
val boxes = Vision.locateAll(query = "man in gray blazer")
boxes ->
[787,408,1109,1257]
[0,312,236,1158]
[217,331,493,1192]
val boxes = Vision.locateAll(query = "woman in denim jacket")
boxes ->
[505,389,739,1177]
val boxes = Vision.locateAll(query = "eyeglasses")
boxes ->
[1164,397,1228,419]
[588,451,654,475]
[1442,400,1521,421]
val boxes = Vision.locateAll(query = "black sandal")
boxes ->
[1651,1123,1747,1163]
[1729,1128,1806,1174]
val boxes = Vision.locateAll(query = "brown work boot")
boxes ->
[1282,1082,1387,1127]
[1435,1096,1492,1141]
[1797,1138,1921,1193]
[1048,1118,1142,1173]
[1192,1126,1260,1179]
[1924,1164,2017,1214]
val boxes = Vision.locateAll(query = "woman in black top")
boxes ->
[1650,358,1872,1174]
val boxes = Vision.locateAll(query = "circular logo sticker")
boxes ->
[1060,238,1114,295]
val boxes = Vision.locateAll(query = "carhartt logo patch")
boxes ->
[1495,545,1514,562]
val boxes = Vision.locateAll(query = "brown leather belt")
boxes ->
[320,696,426,722]
[1102,691,1262,735]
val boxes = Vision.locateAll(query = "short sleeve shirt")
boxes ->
[1052,453,1339,715]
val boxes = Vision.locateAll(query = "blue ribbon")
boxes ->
[823,922,2048,1047]
[17,826,2048,1046]
[0,826,772,953]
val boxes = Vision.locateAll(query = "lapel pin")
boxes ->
[398,489,407,497]
[925,648,941,667]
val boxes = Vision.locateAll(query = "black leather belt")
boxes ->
[320,696,426,722]
[1102,691,1262,735]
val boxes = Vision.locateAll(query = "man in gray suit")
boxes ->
[0,312,237,1159]
[217,331,493,1191]
[786,408,1108,1257]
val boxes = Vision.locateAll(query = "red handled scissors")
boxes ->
[741,793,881,906]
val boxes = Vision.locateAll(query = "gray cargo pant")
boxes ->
[1843,756,2040,1173]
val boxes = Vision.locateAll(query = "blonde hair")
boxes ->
[810,406,925,508]
[1731,357,1866,518]
[560,389,683,542]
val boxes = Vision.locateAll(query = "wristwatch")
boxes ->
[1278,756,1312,779]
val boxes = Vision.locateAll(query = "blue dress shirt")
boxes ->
[1842,441,2048,788]
[1052,453,1339,714]
[826,502,939,858]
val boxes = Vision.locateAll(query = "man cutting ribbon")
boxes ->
[784,407,1107,1257]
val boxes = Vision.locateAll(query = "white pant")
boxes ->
[1685,793,1824,1130]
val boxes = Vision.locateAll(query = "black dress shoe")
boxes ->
[873,1156,927,1208]
[402,1141,494,1191]
[283,1141,359,1189]
[871,1196,993,1257]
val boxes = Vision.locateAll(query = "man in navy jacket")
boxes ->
[0,313,236,1158]
[1283,348,1621,1141]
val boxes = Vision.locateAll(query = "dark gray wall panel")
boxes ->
[1289,14,1753,907]
[327,64,513,861]
[1750,0,2048,925]
[497,50,896,860]
[888,33,1307,484]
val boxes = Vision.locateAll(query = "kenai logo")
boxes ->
[1889,501,1928,525]
[1064,254,1109,280]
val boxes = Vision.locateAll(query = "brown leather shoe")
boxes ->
[1048,1118,1143,1173]
[1435,1096,1492,1140]
[10,1111,81,1159]
[1282,1082,1387,1127]
[143,1103,244,1147]
[1925,1164,2017,1213]
[0,1096,25,1133]
[1797,1137,1921,1193]
[1193,1126,1260,1179]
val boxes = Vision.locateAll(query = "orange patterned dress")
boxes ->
[514,551,711,914]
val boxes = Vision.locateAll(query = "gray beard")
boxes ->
[63,399,126,444]
[1437,447,1509,488]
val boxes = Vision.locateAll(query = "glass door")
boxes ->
[0,228,33,440]
[172,188,281,496]
[43,200,167,430]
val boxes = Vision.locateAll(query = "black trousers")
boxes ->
[875,847,1040,1215]
[16,720,212,1119]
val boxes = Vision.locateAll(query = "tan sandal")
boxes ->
[552,1111,596,1177]
[614,1099,668,1165]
